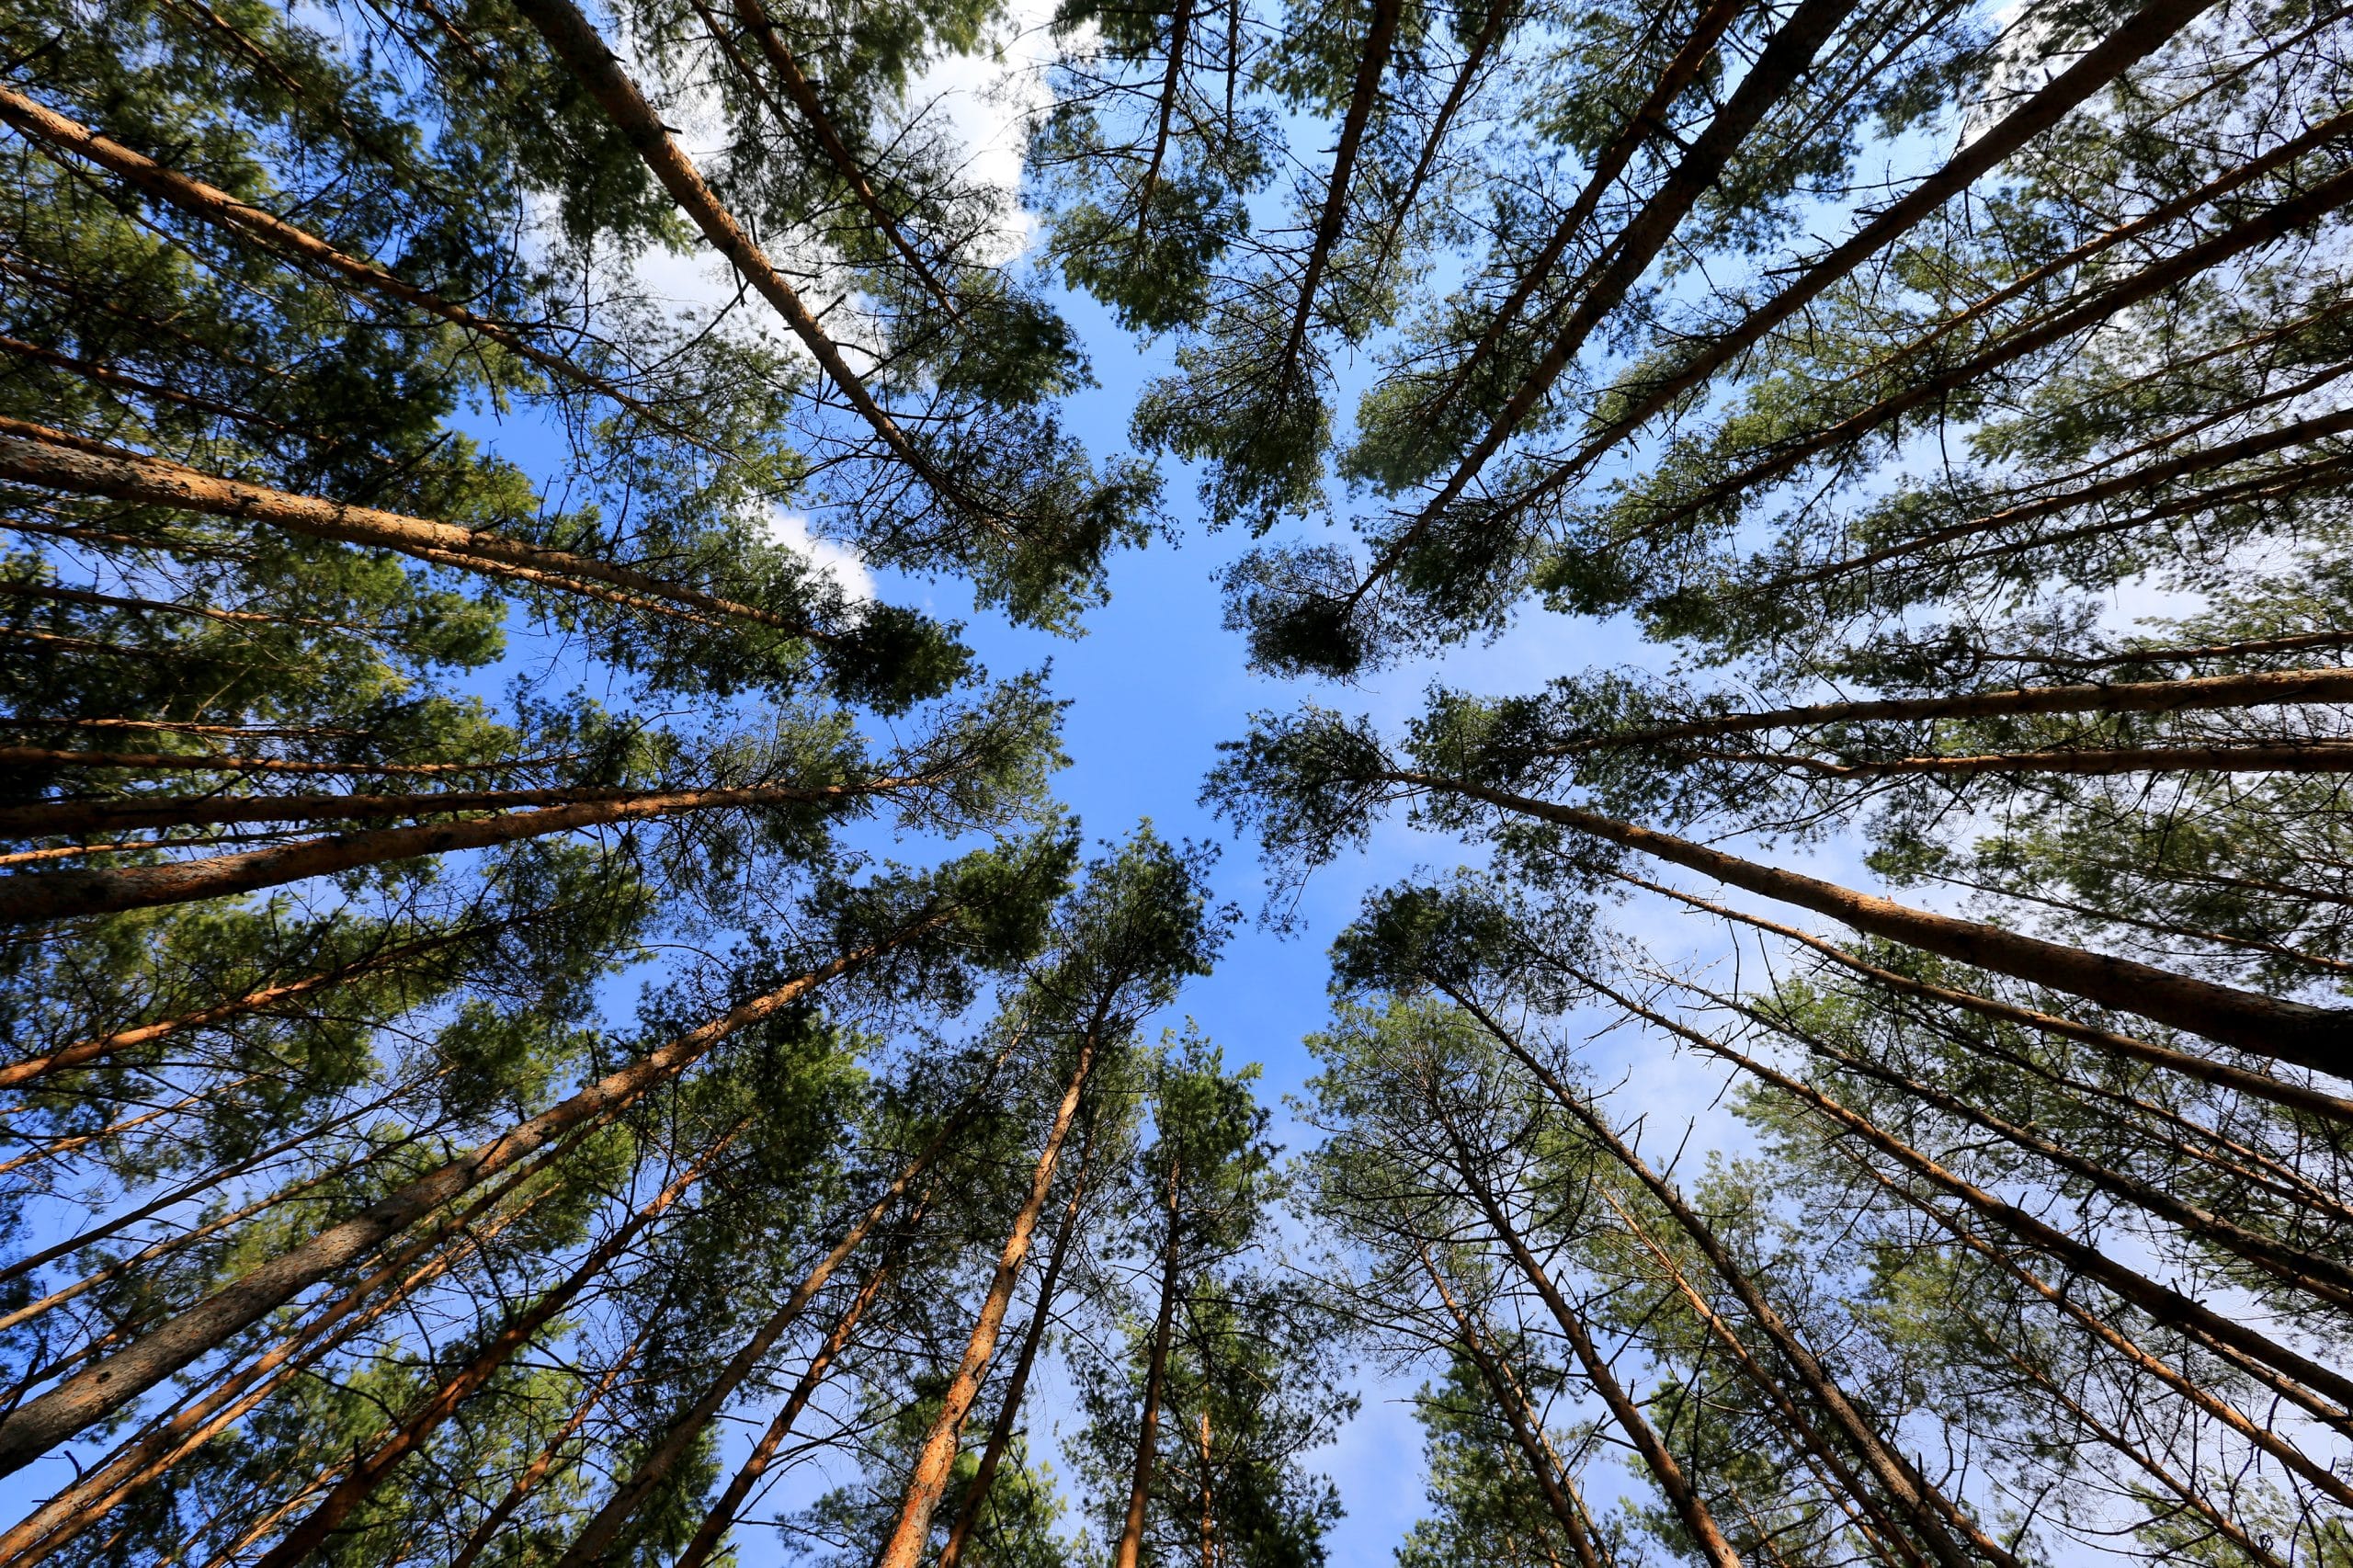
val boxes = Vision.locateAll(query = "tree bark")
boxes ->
[1113,1153,1187,1568]
[1577,971,2353,1424]
[1417,1244,1608,1568]
[1276,0,1404,372]
[1556,666,2353,754]
[672,1259,899,1568]
[245,1128,745,1568]
[1427,1092,1745,1568]
[0,418,813,635]
[1392,767,2353,1076]
[444,1337,648,1568]
[868,1031,1102,1568]
[0,932,916,1475]
[0,92,699,440]
[0,773,926,923]
[1438,987,1996,1568]
[936,1125,1097,1568]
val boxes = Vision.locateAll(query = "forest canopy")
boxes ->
[1,0,2349,1561]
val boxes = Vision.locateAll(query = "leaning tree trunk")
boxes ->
[1113,1153,1187,1568]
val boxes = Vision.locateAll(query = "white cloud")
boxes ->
[762,507,876,601]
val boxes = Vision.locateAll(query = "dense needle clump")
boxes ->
[1,0,2349,1562]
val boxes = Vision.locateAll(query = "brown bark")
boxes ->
[442,1337,647,1568]
[1360,0,1513,279]
[1546,0,2228,487]
[1715,740,2353,778]
[1437,986,1996,1568]
[1417,1244,1608,1568]
[672,1259,898,1568]
[246,1128,745,1568]
[1619,164,2353,547]
[0,88,693,441]
[1425,1082,1744,1567]
[869,1031,1102,1568]
[1722,988,2353,1312]
[506,0,947,495]
[1415,0,1745,427]
[0,1148,573,1568]
[1554,666,2353,753]
[0,418,814,636]
[1862,1162,2353,1510]
[1616,870,2353,1127]
[724,0,961,312]
[0,924,479,1088]
[1114,1153,1188,1568]
[1599,1196,1935,1568]
[1776,402,2353,591]
[550,1129,972,1568]
[1576,971,2353,1424]
[1276,0,1404,373]
[1388,767,2353,1076]
[0,744,555,776]
[1402,0,1862,538]
[936,1126,1097,1568]
[1134,0,1195,248]
[0,772,924,924]
[0,931,916,1475]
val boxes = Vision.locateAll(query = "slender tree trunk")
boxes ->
[1613,870,2353,1126]
[1417,1244,1608,1568]
[1420,0,1745,427]
[672,1257,900,1568]
[1114,1153,1187,1568]
[1427,1095,1744,1567]
[1392,767,2353,1074]
[1276,0,1403,371]
[1133,0,1194,248]
[1563,667,2353,753]
[0,773,926,923]
[1440,984,1997,1568]
[1412,0,1861,525]
[936,1124,1098,1568]
[722,0,960,312]
[0,90,691,438]
[1553,0,2223,478]
[1,926,479,1088]
[505,0,937,490]
[550,1125,975,1568]
[1714,740,2353,778]
[0,932,916,1474]
[444,1336,649,1568]
[1577,971,2353,1423]
[1197,1407,1216,1568]
[869,1030,1103,1568]
[0,1149,573,1567]
[1729,988,2353,1310]
[247,1128,744,1568]
[0,418,809,634]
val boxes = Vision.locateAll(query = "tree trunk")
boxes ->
[1440,985,1996,1568]
[1556,0,2222,483]
[444,1337,649,1568]
[1394,767,2353,1076]
[1577,971,2353,1423]
[1563,666,2353,753]
[0,90,690,438]
[868,1031,1102,1568]
[1417,1244,1607,1568]
[1,925,480,1088]
[0,418,810,634]
[551,1127,973,1568]
[1113,1153,1187,1568]
[1276,0,1404,371]
[246,1129,744,1568]
[936,1124,1097,1568]
[0,774,922,923]
[0,932,915,1475]
[672,1258,899,1568]
[506,0,933,487]
[1427,1096,1745,1568]
[1611,869,2353,1126]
